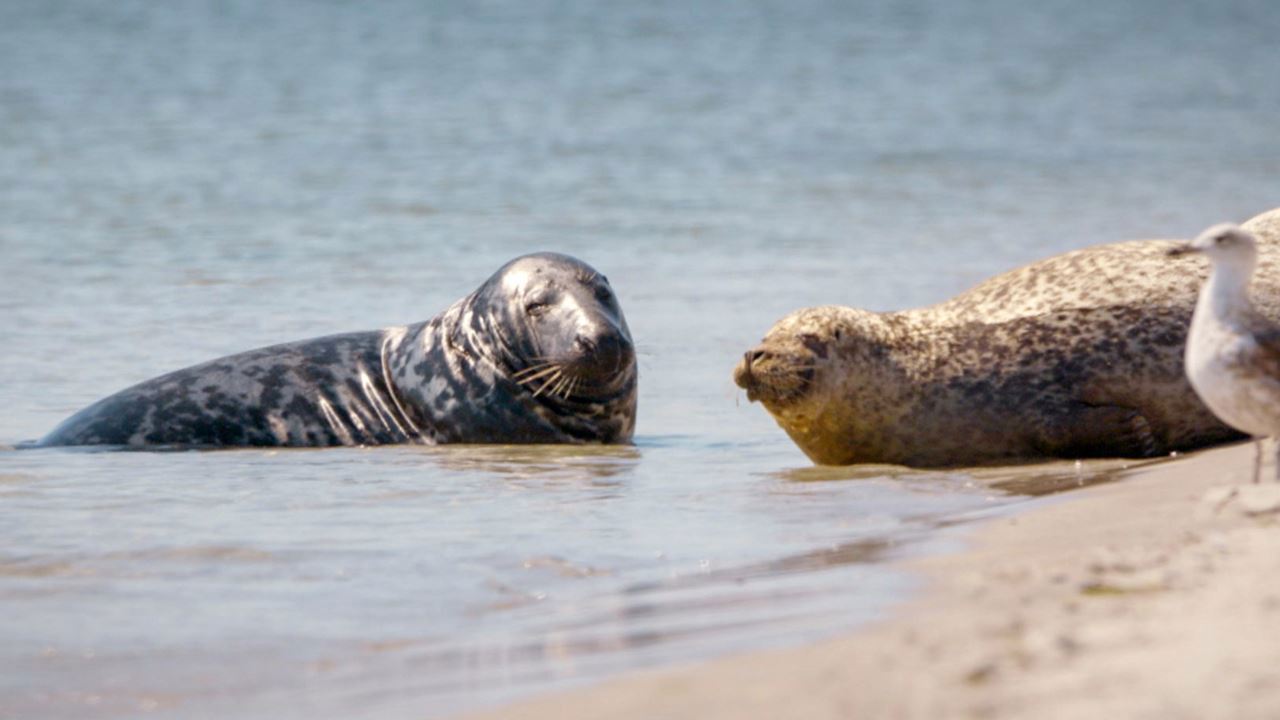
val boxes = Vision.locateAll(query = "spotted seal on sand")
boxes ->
[40,252,637,448]
[733,207,1280,467]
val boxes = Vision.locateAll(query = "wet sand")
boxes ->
[461,441,1280,719]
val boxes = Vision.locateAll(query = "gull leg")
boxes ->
[1272,436,1279,483]
[1255,438,1265,484]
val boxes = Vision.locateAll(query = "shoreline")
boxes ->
[460,441,1280,719]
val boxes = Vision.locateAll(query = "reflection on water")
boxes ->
[979,458,1169,497]
[773,456,1169,498]
[418,444,641,482]
[3,0,1279,717]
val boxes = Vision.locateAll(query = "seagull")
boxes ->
[1169,223,1280,483]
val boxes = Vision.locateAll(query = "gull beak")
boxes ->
[1166,243,1199,258]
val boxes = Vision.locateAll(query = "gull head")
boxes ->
[1167,223,1258,268]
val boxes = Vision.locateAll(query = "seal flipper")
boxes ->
[1035,404,1159,458]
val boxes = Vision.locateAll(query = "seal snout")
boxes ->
[576,331,620,361]
[733,349,767,402]
[733,326,835,409]
[575,334,597,356]
[568,329,633,384]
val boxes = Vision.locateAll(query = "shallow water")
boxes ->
[2,0,1279,717]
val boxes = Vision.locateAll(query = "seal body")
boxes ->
[733,207,1280,467]
[40,253,637,448]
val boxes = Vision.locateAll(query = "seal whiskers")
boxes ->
[514,363,562,384]
[514,355,622,402]
[548,373,567,398]
[531,369,564,398]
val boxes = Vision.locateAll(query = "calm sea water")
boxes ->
[2,1,1279,717]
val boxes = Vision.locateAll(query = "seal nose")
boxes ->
[734,350,766,390]
[575,332,630,375]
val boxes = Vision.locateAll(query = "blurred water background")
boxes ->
[2,1,1278,717]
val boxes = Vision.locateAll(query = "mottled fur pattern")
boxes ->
[40,253,637,448]
[734,207,1280,467]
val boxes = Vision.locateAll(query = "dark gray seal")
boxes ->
[733,207,1280,467]
[39,252,637,448]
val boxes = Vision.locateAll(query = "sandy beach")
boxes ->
[462,441,1280,720]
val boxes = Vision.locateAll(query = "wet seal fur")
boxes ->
[40,252,637,448]
[734,207,1280,467]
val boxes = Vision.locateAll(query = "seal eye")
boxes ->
[799,333,828,359]
[594,286,614,303]
[526,301,551,316]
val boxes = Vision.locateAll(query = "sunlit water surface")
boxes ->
[2,0,1278,717]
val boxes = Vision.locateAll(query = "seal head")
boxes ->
[386,252,638,445]
[734,306,909,465]
[476,253,635,404]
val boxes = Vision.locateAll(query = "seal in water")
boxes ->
[40,252,637,448]
[733,207,1280,467]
